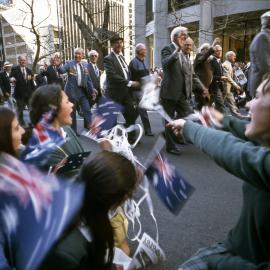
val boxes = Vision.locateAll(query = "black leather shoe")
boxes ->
[166,148,182,155]
[145,131,154,137]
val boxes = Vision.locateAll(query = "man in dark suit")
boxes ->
[87,50,101,101]
[60,48,95,133]
[0,61,13,108]
[41,56,64,87]
[209,45,227,113]
[10,55,35,126]
[104,35,139,142]
[161,26,193,155]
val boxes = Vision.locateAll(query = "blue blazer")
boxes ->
[61,60,94,101]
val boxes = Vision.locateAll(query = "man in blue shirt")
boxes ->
[129,43,154,136]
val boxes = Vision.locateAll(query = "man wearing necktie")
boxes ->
[104,35,139,143]
[9,55,35,126]
[209,45,228,113]
[87,50,102,102]
[60,48,95,134]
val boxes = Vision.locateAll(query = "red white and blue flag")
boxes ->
[145,152,195,215]
[0,153,84,270]
[20,111,65,167]
[87,96,123,140]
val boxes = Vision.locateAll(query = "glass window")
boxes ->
[146,0,153,23]
[168,0,199,12]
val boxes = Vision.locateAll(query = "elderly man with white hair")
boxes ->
[128,43,153,136]
[160,26,191,155]
[248,10,270,97]
[222,51,244,118]
[60,48,95,134]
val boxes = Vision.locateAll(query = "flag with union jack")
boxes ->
[145,152,195,215]
[86,96,123,140]
[20,111,65,167]
[0,153,84,270]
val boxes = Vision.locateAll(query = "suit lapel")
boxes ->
[111,52,126,79]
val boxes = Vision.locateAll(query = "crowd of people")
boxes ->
[0,8,269,270]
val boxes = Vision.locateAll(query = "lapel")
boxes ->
[111,52,126,79]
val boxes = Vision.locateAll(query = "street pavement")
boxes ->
[77,111,243,270]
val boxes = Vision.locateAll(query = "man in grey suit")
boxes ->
[60,48,95,133]
[161,26,193,155]
[248,11,270,98]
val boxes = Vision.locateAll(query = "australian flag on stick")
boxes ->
[85,96,123,140]
[20,111,65,167]
[145,150,195,215]
[0,153,84,270]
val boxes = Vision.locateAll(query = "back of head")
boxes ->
[0,107,16,156]
[30,84,62,126]
[261,10,270,28]
[198,43,210,53]
[79,151,137,269]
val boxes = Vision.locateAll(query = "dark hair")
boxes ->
[29,84,63,125]
[78,151,137,270]
[110,35,124,45]
[0,107,16,156]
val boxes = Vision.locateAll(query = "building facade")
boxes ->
[135,0,270,68]
[58,0,133,63]
[0,0,60,69]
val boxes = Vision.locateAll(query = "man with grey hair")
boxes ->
[87,50,101,101]
[248,10,270,97]
[129,43,153,136]
[60,47,95,134]
[160,26,190,155]
[222,51,243,117]
[9,55,35,126]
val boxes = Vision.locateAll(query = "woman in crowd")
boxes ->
[168,76,270,269]
[23,84,84,176]
[39,151,138,270]
[0,106,25,157]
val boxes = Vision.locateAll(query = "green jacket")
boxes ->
[183,116,270,270]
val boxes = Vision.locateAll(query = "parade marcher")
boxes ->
[87,50,102,101]
[129,43,154,137]
[35,66,47,88]
[104,35,139,144]
[248,10,270,98]
[222,51,244,118]
[9,55,35,126]
[0,62,13,109]
[60,48,95,134]
[41,56,64,87]
[193,38,220,109]
[209,45,227,113]
[39,151,138,270]
[0,107,25,157]
[160,26,192,155]
[168,75,270,270]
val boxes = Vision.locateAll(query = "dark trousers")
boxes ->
[132,91,152,133]
[70,94,92,134]
[161,98,193,150]
[16,98,29,125]
[210,88,226,113]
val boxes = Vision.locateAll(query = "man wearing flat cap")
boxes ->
[248,10,270,97]
[104,35,139,143]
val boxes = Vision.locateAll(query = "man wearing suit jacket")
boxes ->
[0,62,13,108]
[248,11,270,98]
[209,45,227,113]
[104,35,139,142]
[10,55,35,126]
[222,51,243,118]
[87,50,101,101]
[160,26,193,155]
[60,48,95,133]
[41,56,63,87]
